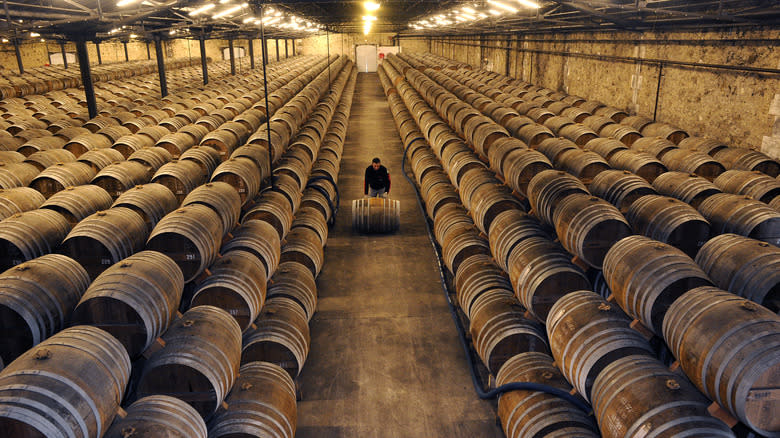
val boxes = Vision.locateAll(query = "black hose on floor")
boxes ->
[400,141,592,415]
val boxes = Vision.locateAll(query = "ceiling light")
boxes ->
[212,4,243,18]
[363,22,372,35]
[242,16,255,23]
[30,32,40,37]
[364,1,380,11]
[129,34,138,38]
[189,3,215,16]
[1,38,7,43]
[459,13,476,20]
[515,0,541,8]
[219,0,230,3]
[488,9,501,15]
[362,15,377,21]
[487,0,518,13]
[462,6,476,13]
[117,0,138,6]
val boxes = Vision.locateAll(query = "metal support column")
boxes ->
[285,39,288,58]
[96,42,102,64]
[123,41,129,61]
[75,39,97,119]
[248,37,255,69]
[13,39,23,74]
[199,36,208,85]
[326,29,331,91]
[228,38,236,75]
[505,35,512,77]
[275,39,279,62]
[292,39,296,56]
[260,6,273,188]
[154,37,168,98]
[146,41,151,60]
[60,41,68,69]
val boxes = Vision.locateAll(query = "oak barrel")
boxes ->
[104,395,206,438]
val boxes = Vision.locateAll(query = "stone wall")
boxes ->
[301,32,398,61]
[427,28,780,153]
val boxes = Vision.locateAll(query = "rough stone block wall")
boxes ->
[433,28,780,151]
[301,32,398,61]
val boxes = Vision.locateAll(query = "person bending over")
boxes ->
[364,157,391,198]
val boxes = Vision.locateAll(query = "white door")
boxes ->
[356,45,378,73]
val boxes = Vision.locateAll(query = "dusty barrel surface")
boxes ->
[663,287,780,436]
[71,251,184,358]
[91,160,152,200]
[697,193,780,246]
[241,296,311,379]
[182,182,242,238]
[0,254,89,364]
[280,226,325,277]
[104,395,207,438]
[714,147,780,177]
[454,256,513,319]
[152,159,208,204]
[552,194,632,269]
[147,204,224,283]
[626,194,711,258]
[0,187,46,221]
[0,209,71,271]
[653,171,722,208]
[191,250,267,332]
[243,191,294,240]
[487,209,548,272]
[713,169,780,203]
[695,234,780,312]
[589,169,657,213]
[112,183,179,232]
[267,260,318,322]
[208,361,297,438]
[527,169,589,226]
[30,162,96,198]
[221,219,281,278]
[211,157,264,206]
[40,184,114,226]
[468,290,549,374]
[0,326,131,438]
[603,235,712,334]
[59,207,148,280]
[351,197,401,233]
[591,355,735,438]
[496,352,599,438]
[137,305,242,420]
[546,290,655,402]
[608,150,667,183]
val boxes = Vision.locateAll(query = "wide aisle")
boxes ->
[296,72,504,437]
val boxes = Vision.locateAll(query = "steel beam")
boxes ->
[248,37,255,69]
[199,36,208,85]
[75,39,97,119]
[154,37,168,98]
[228,38,236,75]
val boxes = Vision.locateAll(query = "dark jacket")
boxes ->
[364,165,391,194]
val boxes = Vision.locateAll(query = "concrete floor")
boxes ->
[296,73,504,437]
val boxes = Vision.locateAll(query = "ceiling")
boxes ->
[1,0,778,43]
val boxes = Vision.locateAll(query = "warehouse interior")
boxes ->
[0,1,778,437]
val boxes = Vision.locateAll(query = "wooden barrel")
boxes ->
[543,115,575,135]
[40,184,113,226]
[0,209,71,271]
[147,204,223,283]
[291,206,329,246]
[241,296,310,378]
[697,193,780,245]
[527,170,589,226]
[537,137,578,163]
[128,146,173,173]
[137,305,241,420]
[652,171,722,208]
[0,187,46,221]
[59,207,148,280]
[591,355,735,438]
[351,197,400,234]
[222,220,281,279]
[641,122,689,144]
[607,150,667,183]
[420,174,459,219]
[91,161,152,200]
[111,133,155,158]
[470,183,525,234]
[660,148,726,181]
[694,234,780,311]
[17,135,67,157]
[599,123,641,146]
[487,209,548,272]
[625,194,710,258]
[280,227,324,277]
[156,132,197,158]
[182,182,241,237]
[516,124,554,148]
[191,250,267,331]
[111,183,178,232]
[713,169,780,203]
[583,115,616,133]
[713,147,780,177]
[547,290,655,401]
[0,326,131,438]
[555,149,611,184]
[487,137,527,173]
[180,145,222,176]
[663,286,780,436]
[104,395,207,438]
[0,254,89,363]
[0,151,25,163]
[71,251,184,358]
[678,136,729,156]
[589,169,657,213]
[468,290,549,374]
[63,133,112,157]
[243,191,294,240]
[211,157,263,206]
[78,148,125,172]
[507,236,591,322]
[602,235,712,334]
[500,149,553,198]
[631,136,677,158]
[267,261,317,322]
[23,149,77,171]
[152,159,208,204]
[585,137,628,160]
[553,194,632,269]
[208,361,297,438]
[594,106,628,122]
[496,352,599,438]
[454,255,513,319]
[440,223,491,275]
[30,162,96,198]
[559,123,598,146]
